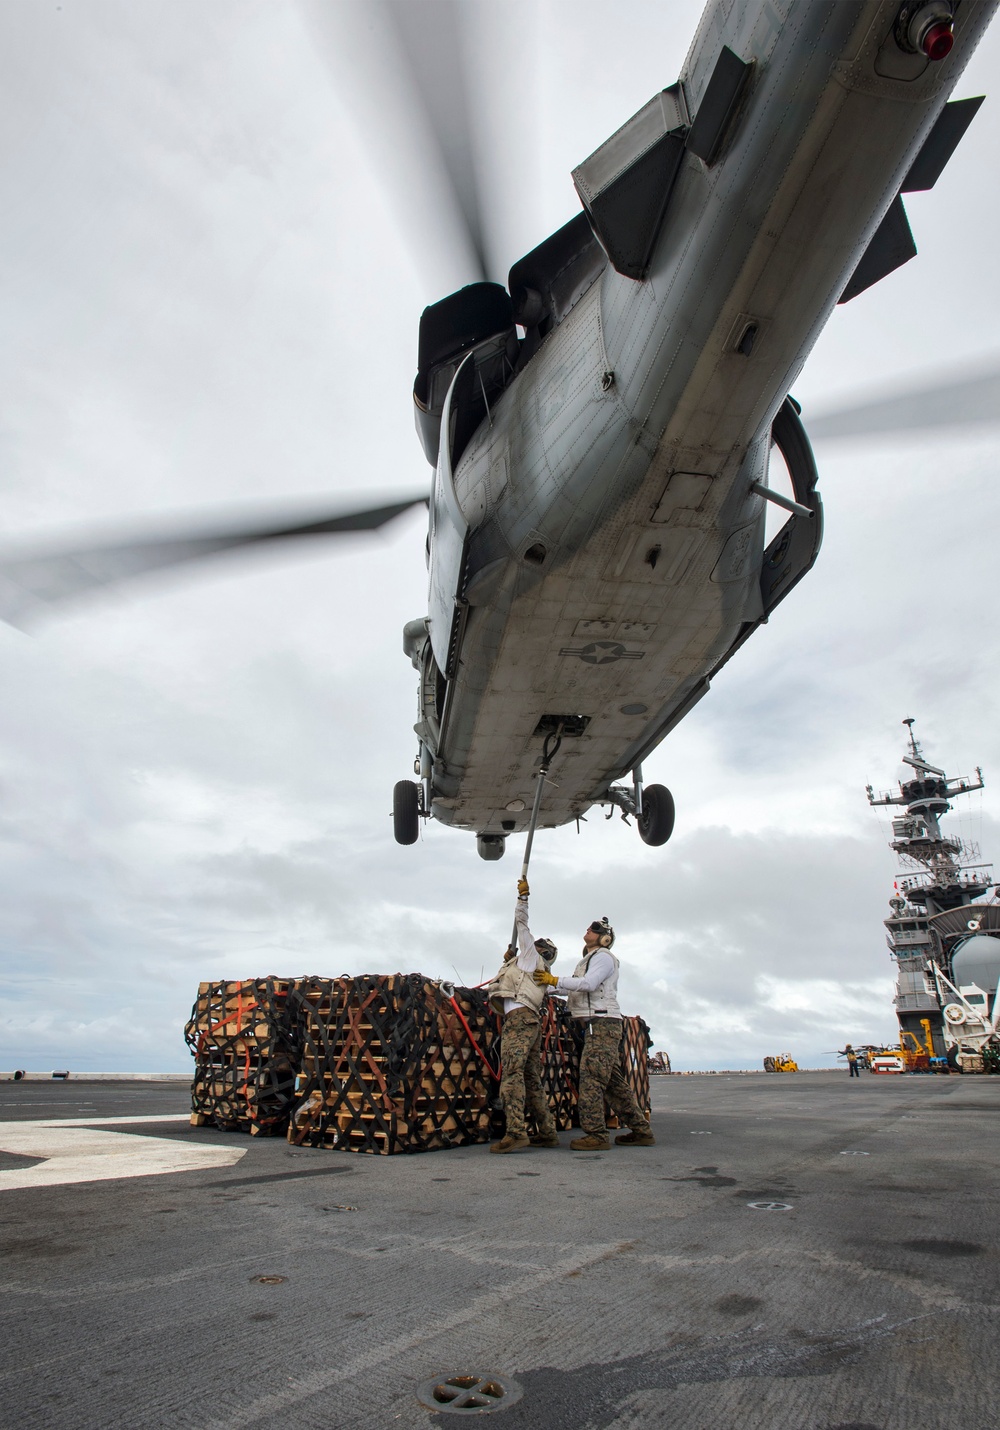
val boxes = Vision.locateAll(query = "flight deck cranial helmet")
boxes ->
[534,937,558,963]
[589,917,615,949]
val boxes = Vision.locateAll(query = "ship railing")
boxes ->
[894,993,940,1012]
[897,868,993,892]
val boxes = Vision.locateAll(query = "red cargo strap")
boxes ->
[448,995,502,1082]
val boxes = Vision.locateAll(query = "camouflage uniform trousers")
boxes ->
[499,1006,556,1140]
[577,1017,651,1138]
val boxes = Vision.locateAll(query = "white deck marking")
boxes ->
[29,1114,192,1127]
[0,1115,245,1190]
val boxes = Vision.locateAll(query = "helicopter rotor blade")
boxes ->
[0,494,428,630]
[806,358,1000,443]
[383,0,489,283]
[300,0,490,292]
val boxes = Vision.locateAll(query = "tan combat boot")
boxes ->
[529,1131,560,1147]
[489,1133,531,1154]
[614,1128,655,1146]
[570,1133,610,1151]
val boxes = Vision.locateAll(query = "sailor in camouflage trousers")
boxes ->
[535,915,654,1151]
[498,1008,553,1143]
[485,880,559,1154]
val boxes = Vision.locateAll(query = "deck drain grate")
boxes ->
[417,1373,523,1415]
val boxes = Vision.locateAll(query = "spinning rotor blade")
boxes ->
[301,0,491,291]
[807,359,1000,443]
[0,495,427,630]
[384,0,489,283]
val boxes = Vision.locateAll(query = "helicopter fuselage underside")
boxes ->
[411,0,994,839]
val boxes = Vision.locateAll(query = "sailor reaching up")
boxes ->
[486,879,559,1154]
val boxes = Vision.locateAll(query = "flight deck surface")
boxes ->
[1,1072,996,1428]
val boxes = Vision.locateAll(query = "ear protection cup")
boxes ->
[590,917,615,949]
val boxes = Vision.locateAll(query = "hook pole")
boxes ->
[508,725,563,948]
[520,763,549,882]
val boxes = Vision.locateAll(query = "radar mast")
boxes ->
[866,721,1000,1073]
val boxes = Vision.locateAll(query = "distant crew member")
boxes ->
[840,1044,861,1078]
[486,879,560,1154]
[534,917,654,1151]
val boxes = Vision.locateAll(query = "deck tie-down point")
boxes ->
[416,1373,523,1414]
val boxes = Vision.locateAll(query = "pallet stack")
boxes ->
[185,977,300,1135]
[620,1015,653,1120]
[186,975,652,1150]
[538,1000,585,1131]
[287,975,503,1155]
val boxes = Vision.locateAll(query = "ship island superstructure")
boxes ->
[867,720,1000,1072]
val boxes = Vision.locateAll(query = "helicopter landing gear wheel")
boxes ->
[477,834,506,861]
[392,780,420,845]
[638,784,675,846]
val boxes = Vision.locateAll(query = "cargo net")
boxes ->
[185,978,301,1136]
[288,975,503,1155]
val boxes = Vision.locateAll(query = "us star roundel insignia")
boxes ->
[559,641,645,665]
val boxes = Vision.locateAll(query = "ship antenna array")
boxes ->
[903,716,918,757]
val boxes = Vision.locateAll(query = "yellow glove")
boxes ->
[517,877,529,899]
[533,968,558,988]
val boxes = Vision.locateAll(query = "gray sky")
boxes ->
[1,1,998,1074]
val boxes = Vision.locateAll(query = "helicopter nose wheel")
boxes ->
[477,834,506,861]
[637,784,675,846]
[392,780,420,845]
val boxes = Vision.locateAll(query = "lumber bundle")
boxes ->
[539,1000,584,1131]
[185,978,300,1135]
[620,1015,653,1119]
[288,975,502,1155]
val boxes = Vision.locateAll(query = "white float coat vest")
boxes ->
[488,958,545,1016]
[566,949,622,1020]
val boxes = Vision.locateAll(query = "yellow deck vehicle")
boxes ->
[898,1020,934,1072]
